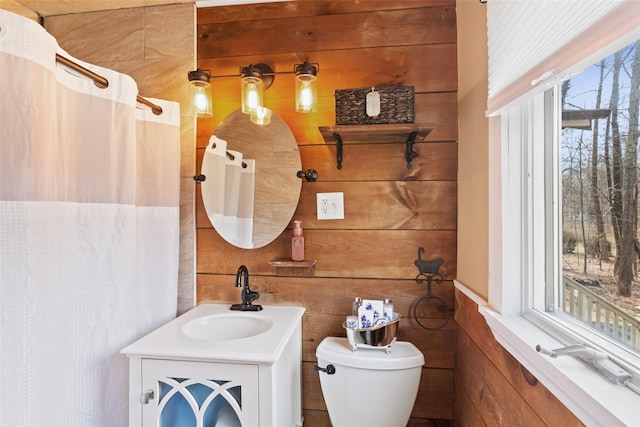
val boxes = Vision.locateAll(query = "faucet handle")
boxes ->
[248,290,259,302]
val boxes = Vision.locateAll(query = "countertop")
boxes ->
[121,303,305,364]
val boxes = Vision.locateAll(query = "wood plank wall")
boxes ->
[195,1,458,425]
[455,289,585,426]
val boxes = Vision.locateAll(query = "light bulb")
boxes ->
[246,83,259,111]
[241,76,264,114]
[295,63,317,113]
[194,92,209,113]
[251,106,272,126]
[298,80,313,112]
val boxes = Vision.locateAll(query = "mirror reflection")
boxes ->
[200,109,302,249]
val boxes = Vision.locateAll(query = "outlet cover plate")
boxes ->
[316,192,344,220]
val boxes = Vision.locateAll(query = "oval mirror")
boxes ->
[200,109,302,249]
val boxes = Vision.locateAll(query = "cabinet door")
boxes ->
[141,359,259,427]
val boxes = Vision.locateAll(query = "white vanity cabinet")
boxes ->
[138,359,259,426]
[122,304,305,427]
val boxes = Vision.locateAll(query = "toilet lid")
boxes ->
[316,337,424,370]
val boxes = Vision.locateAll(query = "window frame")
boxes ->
[470,78,640,425]
[524,86,640,384]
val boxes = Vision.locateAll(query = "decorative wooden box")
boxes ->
[334,86,415,125]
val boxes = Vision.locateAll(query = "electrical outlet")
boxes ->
[316,192,344,220]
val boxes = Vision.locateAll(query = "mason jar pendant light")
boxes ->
[189,61,318,124]
[187,68,212,118]
[294,62,318,113]
[240,64,273,115]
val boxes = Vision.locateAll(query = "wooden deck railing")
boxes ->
[564,276,640,351]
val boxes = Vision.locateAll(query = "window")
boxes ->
[558,44,640,355]
[478,1,640,423]
[521,42,640,368]
[480,40,640,425]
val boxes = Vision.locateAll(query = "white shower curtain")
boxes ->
[220,155,254,248]
[0,9,180,426]
[201,136,229,227]
[201,135,255,248]
[234,158,255,246]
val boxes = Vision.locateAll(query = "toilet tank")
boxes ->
[315,337,424,427]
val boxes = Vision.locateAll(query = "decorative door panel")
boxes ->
[141,359,259,427]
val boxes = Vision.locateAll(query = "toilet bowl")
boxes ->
[315,336,424,427]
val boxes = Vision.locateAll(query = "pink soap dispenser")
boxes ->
[292,220,304,261]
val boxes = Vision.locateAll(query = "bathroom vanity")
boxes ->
[121,304,305,427]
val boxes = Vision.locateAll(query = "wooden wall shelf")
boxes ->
[318,124,433,143]
[269,259,317,277]
[318,124,434,169]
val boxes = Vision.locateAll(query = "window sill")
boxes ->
[455,281,640,426]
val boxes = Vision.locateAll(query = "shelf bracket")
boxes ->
[405,130,419,169]
[333,132,343,169]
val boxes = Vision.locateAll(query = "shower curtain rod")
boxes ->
[55,54,163,115]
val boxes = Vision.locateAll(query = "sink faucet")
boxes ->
[230,265,263,311]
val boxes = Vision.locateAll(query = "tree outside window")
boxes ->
[561,40,640,350]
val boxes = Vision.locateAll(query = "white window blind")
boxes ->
[487,0,639,115]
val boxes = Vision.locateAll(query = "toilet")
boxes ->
[315,336,424,427]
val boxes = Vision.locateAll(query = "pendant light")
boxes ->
[188,68,212,118]
[189,61,318,124]
[240,64,273,115]
[294,62,318,113]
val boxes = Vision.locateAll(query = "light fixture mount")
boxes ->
[188,68,211,85]
[294,61,318,77]
[241,63,275,90]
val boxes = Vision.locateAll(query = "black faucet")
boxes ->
[230,265,263,311]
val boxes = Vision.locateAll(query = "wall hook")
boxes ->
[297,169,318,182]
[413,246,450,330]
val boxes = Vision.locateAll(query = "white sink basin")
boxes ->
[182,313,273,341]
[121,304,305,364]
